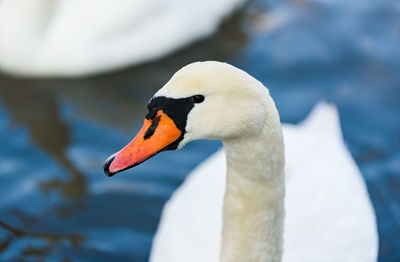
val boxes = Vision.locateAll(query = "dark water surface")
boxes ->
[0,0,399,261]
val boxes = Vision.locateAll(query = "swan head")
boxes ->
[104,61,270,176]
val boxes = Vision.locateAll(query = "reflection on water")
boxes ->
[0,0,399,261]
[0,81,86,200]
[0,219,84,259]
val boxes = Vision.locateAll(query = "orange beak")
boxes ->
[104,110,182,176]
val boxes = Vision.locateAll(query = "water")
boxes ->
[0,0,399,261]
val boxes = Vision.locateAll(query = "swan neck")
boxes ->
[220,111,285,262]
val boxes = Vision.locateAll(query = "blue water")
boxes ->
[0,0,399,261]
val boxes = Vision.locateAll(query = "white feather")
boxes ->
[0,0,245,77]
[150,102,378,262]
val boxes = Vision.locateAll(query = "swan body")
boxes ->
[103,61,378,262]
[150,102,378,262]
[0,0,245,77]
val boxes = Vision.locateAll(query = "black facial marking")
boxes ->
[145,95,204,150]
[144,114,161,139]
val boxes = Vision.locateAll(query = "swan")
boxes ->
[0,0,245,77]
[103,61,378,262]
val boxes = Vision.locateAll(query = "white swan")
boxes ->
[103,61,378,262]
[0,0,245,77]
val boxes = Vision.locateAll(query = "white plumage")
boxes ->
[150,102,378,262]
[0,0,245,77]
[103,61,378,262]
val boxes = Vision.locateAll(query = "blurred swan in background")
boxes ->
[0,0,245,77]
[151,102,378,262]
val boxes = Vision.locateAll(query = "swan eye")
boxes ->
[190,95,204,104]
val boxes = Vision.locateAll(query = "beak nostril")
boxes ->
[103,155,116,177]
